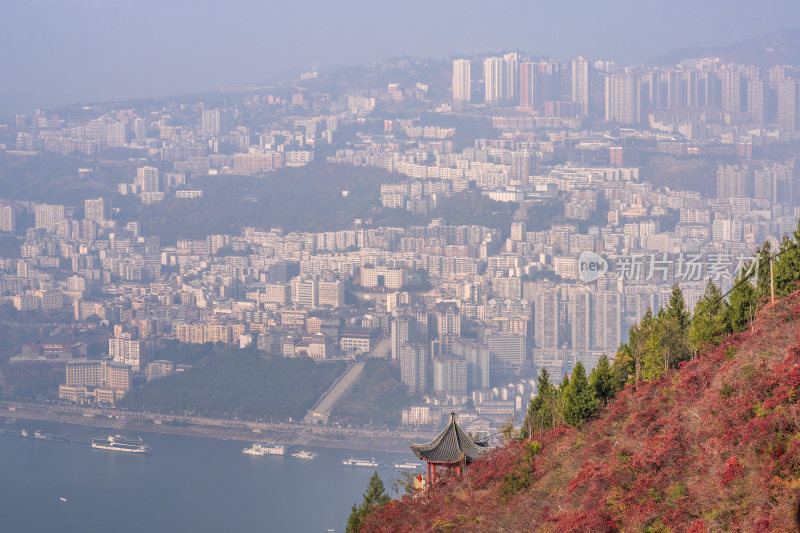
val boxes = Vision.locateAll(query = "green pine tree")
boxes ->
[727,271,758,333]
[522,368,559,438]
[588,354,617,407]
[638,308,668,381]
[611,341,635,385]
[361,471,390,509]
[345,503,361,533]
[754,241,772,301]
[774,223,800,297]
[562,362,597,427]
[688,279,729,353]
[665,283,689,331]
[345,471,390,533]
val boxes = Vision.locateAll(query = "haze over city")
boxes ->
[3,0,800,116]
[4,1,800,531]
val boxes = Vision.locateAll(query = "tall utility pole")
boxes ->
[634,329,641,385]
[770,255,775,304]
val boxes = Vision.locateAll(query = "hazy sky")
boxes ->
[2,0,800,115]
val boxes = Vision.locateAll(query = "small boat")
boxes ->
[342,456,379,467]
[34,431,65,442]
[91,435,150,454]
[59,497,68,503]
[291,449,318,460]
[20,429,28,438]
[4,418,16,425]
[394,462,422,469]
[242,442,285,456]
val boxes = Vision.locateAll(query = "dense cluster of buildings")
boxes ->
[452,55,800,133]
[1,52,800,429]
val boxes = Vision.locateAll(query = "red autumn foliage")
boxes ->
[361,290,800,532]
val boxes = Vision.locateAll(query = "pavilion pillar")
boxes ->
[426,462,431,485]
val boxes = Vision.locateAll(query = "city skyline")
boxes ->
[3,0,800,117]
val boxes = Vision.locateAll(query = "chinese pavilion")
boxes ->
[410,412,490,484]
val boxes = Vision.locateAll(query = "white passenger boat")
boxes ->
[291,449,318,460]
[342,456,379,467]
[242,442,285,456]
[91,435,150,454]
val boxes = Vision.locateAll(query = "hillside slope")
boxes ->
[364,291,800,532]
[652,27,800,68]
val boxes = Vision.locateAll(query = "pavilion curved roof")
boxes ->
[410,413,490,464]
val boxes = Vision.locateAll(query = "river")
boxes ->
[0,418,420,532]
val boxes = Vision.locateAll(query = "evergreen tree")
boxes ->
[639,309,666,381]
[665,283,689,331]
[774,223,800,297]
[588,354,617,407]
[754,241,772,302]
[522,368,560,438]
[639,325,664,380]
[345,503,361,533]
[361,471,390,509]
[611,341,635,385]
[625,308,654,384]
[562,362,597,427]
[727,271,758,333]
[345,471,390,533]
[688,279,728,353]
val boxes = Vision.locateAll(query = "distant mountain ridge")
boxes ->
[651,27,800,67]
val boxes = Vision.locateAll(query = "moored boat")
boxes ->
[91,435,150,454]
[394,461,422,469]
[342,456,379,467]
[242,442,285,456]
[291,449,318,460]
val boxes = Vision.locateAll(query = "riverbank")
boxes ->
[0,401,434,453]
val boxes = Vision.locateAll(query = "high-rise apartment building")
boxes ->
[201,108,222,136]
[291,278,318,308]
[434,302,461,351]
[433,356,467,397]
[486,331,527,368]
[484,57,504,104]
[605,73,641,125]
[720,68,746,113]
[591,292,622,354]
[452,59,471,104]
[0,205,15,232]
[317,280,344,308]
[502,52,519,104]
[716,165,753,199]
[534,290,560,350]
[568,290,592,352]
[399,342,426,394]
[109,337,144,372]
[747,78,765,123]
[572,56,589,117]
[84,197,111,223]
[451,339,490,390]
[34,204,65,232]
[135,166,160,193]
[133,117,148,140]
[778,78,799,131]
[391,315,417,361]
[520,61,559,111]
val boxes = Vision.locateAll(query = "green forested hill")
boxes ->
[121,351,345,422]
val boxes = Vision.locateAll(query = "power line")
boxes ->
[654,241,796,349]
[490,241,799,441]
